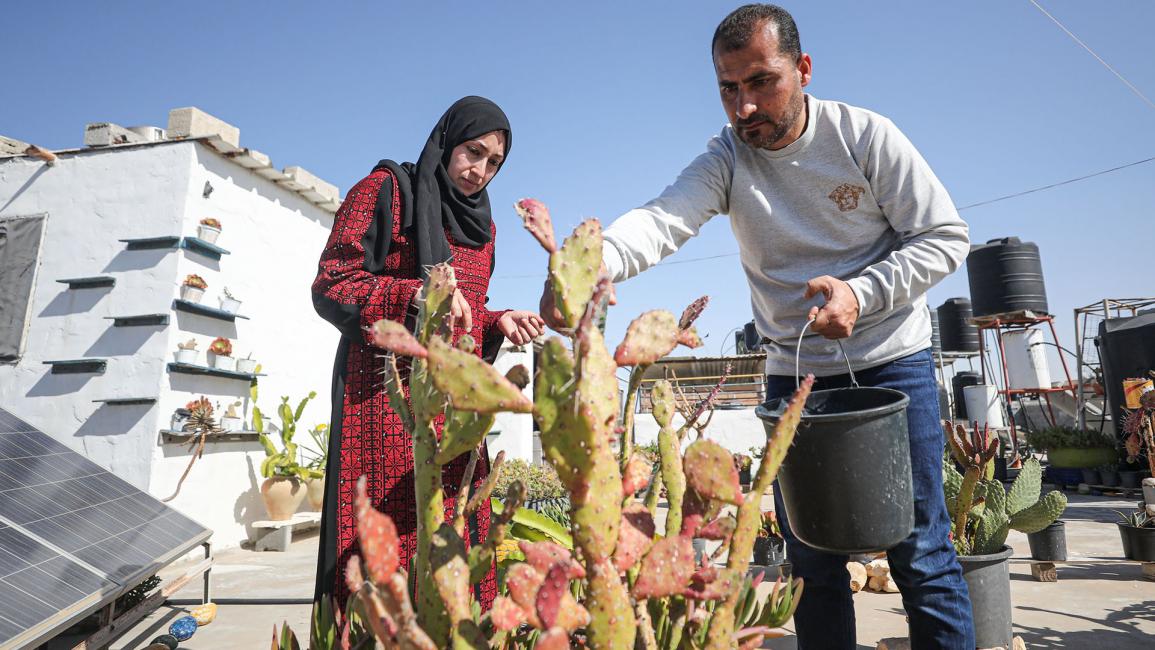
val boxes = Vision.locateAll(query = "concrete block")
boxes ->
[0,135,31,156]
[848,561,867,593]
[84,123,144,147]
[1143,562,1155,581]
[250,511,321,551]
[877,638,910,650]
[284,166,340,203]
[228,148,272,169]
[1030,561,1057,582]
[167,107,240,148]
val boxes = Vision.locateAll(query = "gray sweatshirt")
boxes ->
[602,95,969,376]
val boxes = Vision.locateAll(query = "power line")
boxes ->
[956,155,1155,210]
[1027,0,1155,111]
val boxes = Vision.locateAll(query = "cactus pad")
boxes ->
[490,596,526,631]
[683,440,745,506]
[549,219,602,328]
[621,453,653,496]
[613,503,656,572]
[519,541,585,580]
[1008,490,1067,534]
[1006,457,1042,516]
[514,198,558,253]
[633,535,696,599]
[355,477,399,585]
[426,337,533,414]
[651,379,675,428]
[613,310,679,366]
[678,295,710,330]
[430,523,470,626]
[434,408,496,464]
[369,320,428,358]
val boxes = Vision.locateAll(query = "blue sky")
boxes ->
[4,1,1153,375]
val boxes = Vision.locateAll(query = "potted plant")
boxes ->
[1027,520,1067,562]
[255,391,320,520]
[220,401,242,432]
[1121,391,1155,505]
[752,510,786,567]
[236,352,258,375]
[1098,463,1121,488]
[197,217,221,243]
[182,397,218,433]
[1024,425,1117,469]
[1115,509,1155,562]
[300,424,329,511]
[174,338,198,365]
[181,274,208,303]
[219,286,242,315]
[207,337,234,371]
[944,423,1067,649]
[733,452,753,489]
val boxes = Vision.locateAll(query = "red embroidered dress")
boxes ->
[311,168,505,609]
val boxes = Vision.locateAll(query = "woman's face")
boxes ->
[446,130,506,195]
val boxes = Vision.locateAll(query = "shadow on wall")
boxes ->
[234,453,268,536]
[0,164,49,213]
[74,402,155,437]
[38,286,112,317]
[85,324,165,357]
[173,312,237,340]
[179,249,222,273]
[103,249,174,273]
[168,374,249,399]
[26,371,97,397]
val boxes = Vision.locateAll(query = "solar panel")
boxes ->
[0,408,212,649]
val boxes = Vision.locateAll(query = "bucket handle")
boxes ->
[795,318,859,390]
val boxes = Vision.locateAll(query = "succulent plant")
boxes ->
[199,217,221,228]
[209,336,232,357]
[943,422,1067,556]
[183,273,208,289]
[298,200,811,650]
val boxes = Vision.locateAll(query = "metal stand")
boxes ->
[973,312,1076,452]
[1072,298,1155,432]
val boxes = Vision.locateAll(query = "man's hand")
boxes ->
[804,275,860,339]
[497,311,546,345]
[539,265,616,331]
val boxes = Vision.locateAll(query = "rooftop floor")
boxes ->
[50,492,1155,649]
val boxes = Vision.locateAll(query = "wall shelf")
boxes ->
[43,359,107,375]
[172,299,248,322]
[181,237,230,260]
[119,236,182,251]
[104,314,170,327]
[57,276,116,289]
[160,429,260,444]
[93,397,158,406]
[167,362,261,381]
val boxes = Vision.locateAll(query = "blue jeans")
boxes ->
[768,348,974,649]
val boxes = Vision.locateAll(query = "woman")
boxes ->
[311,96,543,610]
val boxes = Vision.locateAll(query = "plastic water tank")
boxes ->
[952,371,982,420]
[967,237,1048,317]
[937,298,980,353]
[1097,311,1155,429]
[1003,329,1051,389]
[964,384,1006,428]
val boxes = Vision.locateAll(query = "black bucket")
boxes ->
[756,325,914,553]
[1027,520,1067,561]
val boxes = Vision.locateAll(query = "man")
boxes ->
[540,4,974,648]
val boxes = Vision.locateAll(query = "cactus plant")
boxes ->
[296,200,810,650]
[943,422,1067,555]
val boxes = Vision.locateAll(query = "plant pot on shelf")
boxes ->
[1117,523,1155,562]
[305,476,325,511]
[1046,447,1117,469]
[1100,468,1121,487]
[174,348,198,365]
[197,224,221,243]
[220,416,242,432]
[219,297,242,314]
[1120,470,1141,489]
[260,476,306,521]
[959,545,1014,650]
[180,285,205,303]
[1027,520,1067,561]
[211,354,236,372]
[752,535,785,566]
[1080,468,1101,485]
[738,467,751,489]
[236,358,258,375]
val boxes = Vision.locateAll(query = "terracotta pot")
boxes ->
[260,476,306,521]
[306,476,325,511]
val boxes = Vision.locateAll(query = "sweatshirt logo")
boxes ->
[828,183,866,212]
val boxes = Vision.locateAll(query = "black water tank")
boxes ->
[967,237,1048,317]
[952,371,982,420]
[1097,312,1155,435]
[937,298,980,353]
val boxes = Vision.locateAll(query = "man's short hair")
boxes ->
[711,4,801,61]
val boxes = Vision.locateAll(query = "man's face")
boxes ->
[713,23,812,150]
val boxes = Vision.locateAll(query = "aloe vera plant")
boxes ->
[298,200,811,649]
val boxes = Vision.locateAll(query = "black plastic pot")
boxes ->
[757,386,913,554]
[1120,470,1142,489]
[1027,520,1067,561]
[1118,524,1155,561]
[1101,469,1121,487]
[752,536,786,566]
[1081,468,1100,485]
[738,467,752,488]
[959,545,1014,650]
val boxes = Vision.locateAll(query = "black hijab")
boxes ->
[374,96,512,278]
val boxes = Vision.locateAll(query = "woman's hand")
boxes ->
[497,311,545,345]
[411,288,472,331]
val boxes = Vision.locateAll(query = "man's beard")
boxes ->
[736,91,805,150]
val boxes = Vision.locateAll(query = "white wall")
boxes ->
[0,145,190,485]
[632,407,770,465]
[148,143,337,548]
[488,341,535,463]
